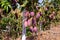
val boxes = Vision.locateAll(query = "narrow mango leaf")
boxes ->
[4,6,7,10]
[6,7,8,12]
[8,5,12,8]
[21,0,28,7]
[1,4,4,7]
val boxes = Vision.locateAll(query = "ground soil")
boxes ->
[37,25,60,40]
[2,24,60,40]
[27,25,60,40]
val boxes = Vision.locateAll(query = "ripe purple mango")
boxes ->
[36,12,40,18]
[32,18,36,25]
[27,19,32,26]
[49,13,54,19]
[45,7,49,11]
[24,11,29,17]
[36,6,39,10]
[33,26,37,32]
[52,11,55,15]
[30,12,34,16]
[24,21,28,27]
[12,0,17,4]
[30,26,33,32]
[45,7,48,11]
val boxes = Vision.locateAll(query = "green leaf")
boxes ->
[6,7,8,12]
[1,3,5,7]
[6,2,9,5]
[8,5,11,8]
[4,6,7,10]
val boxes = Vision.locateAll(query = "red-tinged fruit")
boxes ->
[24,11,29,17]
[12,0,17,4]
[49,14,54,19]
[24,21,28,27]
[27,19,32,26]
[33,26,37,32]
[52,11,55,15]
[45,7,48,11]
[30,26,33,32]
[36,6,39,10]
[32,17,36,25]
[36,12,40,18]
[30,12,34,16]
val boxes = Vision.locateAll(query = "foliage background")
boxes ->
[0,0,60,40]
